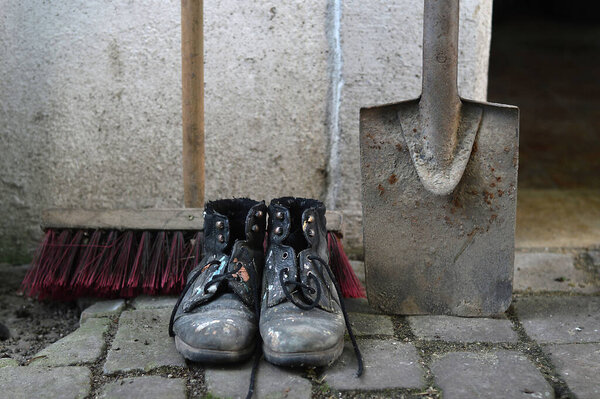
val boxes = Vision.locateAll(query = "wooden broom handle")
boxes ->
[181,0,205,208]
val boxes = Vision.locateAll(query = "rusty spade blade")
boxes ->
[359,0,519,316]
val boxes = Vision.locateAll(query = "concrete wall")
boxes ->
[0,0,492,261]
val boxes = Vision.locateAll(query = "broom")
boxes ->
[20,209,362,299]
[20,1,365,300]
[21,0,205,301]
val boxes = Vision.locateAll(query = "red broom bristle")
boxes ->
[124,231,150,297]
[71,230,104,297]
[21,228,208,300]
[20,229,54,298]
[143,231,168,295]
[109,231,135,296]
[52,230,85,299]
[327,232,366,298]
[89,231,120,295]
[40,230,72,296]
[161,232,184,293]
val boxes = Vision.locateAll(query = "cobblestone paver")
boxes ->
[349,313,395,336]
[0,358,18,368]
[4,264,600,399]
[325,339,424,391]
[515,296,600,343]
[0,366,91,399]
[99,376,186,399]
[205,360,312,399]
[514,252,598,294]
[80,299,125,324]
[31,318,110,366]
[343,297,384,314]
[130,296,177,310]
[544,344,600,399]
[431,351,554,399]
[408,315,518,343]
[103,308,185,374]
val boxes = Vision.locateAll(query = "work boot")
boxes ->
[260,197,362,370]
[169,198,266,363]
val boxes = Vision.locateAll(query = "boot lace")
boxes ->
[280,254,364,377]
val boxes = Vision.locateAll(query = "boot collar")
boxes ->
[268,197,325,246]
[203,198,266,255]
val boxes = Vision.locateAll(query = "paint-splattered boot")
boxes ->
[169,198,266,363]
[260,197,363,370]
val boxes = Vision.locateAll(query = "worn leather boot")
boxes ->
[260,197,362,369]
[169,198,267,363]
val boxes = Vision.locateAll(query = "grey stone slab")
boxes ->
[103,308,185,374]
[408,315,518,343]
[31,318,110,366]
[515,296,600,344]
[431,351,554,399]
[514,252,598,294]
[325,339,424,391]
[99,376,186,399]
[587,249,600,268]
[80,299,126,324]
[343,298,384,315]
[349,313,394,337]
[205,359,311,399]
[544,343,600,399]
[130,296,177,310]
[76,297,99,313]
[0,366,91,399]
[0,358,18,368]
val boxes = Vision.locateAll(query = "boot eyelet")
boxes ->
[276,211,284,220]
[216,221,224,229]
[217,234,225,243]
[307,229,315,237]
[251,224,260,233]
[255,210,263,218]
[307,215,314,223]
[274,226,283,235]
[282,252,288,259]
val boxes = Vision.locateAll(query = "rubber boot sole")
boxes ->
[262,338,344,368]
[175,336,255,363]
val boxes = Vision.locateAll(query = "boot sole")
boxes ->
[262,338,344,368]
[175,336,255,363]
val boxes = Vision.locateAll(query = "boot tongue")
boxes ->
[265,244,298,307]
[182,255,229,312]
[226,243,258,308]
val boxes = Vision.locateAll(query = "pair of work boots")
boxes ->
[169,197,361,373]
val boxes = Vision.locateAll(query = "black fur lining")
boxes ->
[205,198,259,245]
[270,197,325,253]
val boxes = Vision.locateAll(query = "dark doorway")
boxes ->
[488,1,600,248]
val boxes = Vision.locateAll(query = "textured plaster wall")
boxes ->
[0,0,182,262]
[0,0,492,261]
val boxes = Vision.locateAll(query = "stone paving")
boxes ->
[1,251,599,398]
